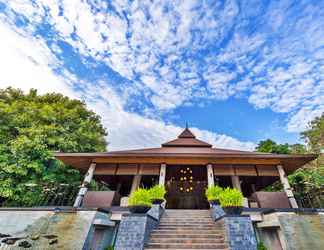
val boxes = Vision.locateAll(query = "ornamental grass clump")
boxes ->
[205,185,223,204]
[148,185,166,204]
[128,188,152,207]
[219,187,243,208]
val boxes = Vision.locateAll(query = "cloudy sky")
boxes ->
[0,0,323,151]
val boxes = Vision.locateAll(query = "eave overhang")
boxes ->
[54,152,317,175]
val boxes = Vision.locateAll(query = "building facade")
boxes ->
[55,128,316,209]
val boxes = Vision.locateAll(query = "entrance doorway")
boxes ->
[165,165,209,209]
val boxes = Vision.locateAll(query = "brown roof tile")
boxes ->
[162,128,212,147]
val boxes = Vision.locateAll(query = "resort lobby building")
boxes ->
[0,128,322,250]
[55,127,316,209]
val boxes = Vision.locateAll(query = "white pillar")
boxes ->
[207,163,215,187]
[73,162,96,208]
[277,165,298,208]
[130,175,142,194]
[231,175,242,192]
[159,163,166,186]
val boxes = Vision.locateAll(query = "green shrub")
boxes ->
[257,242,267,250]
[128,188,152,207]
[148,185,166,201]
[205,185,223,201]
[219,187,243,207]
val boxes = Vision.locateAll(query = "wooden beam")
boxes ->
[277,165,298,208]
[207,163,214,187]
[73,162,96,208]
[94,157,281,165]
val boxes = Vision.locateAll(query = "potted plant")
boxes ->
[128,188,152,213]
[148,185,166,204]
[205,185,223,205]
[219,187,244,215]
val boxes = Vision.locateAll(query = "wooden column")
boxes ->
[130,175,142,194]
[73,162,96,208]
[231,175,249,207]
[207,163,215,187]
[159,163,166,186]
[277,165,298,208]
[231,175,242,192]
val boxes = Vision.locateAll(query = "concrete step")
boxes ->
[163,214,211,217]
[165,209,210,212]
[161,216,212,219]
[149,238,225,244]
[149,233,224,239]
[152,229,225,234]
[160,219,214,222]
[145,210,229,250]
[146,249,229,250]
[157,225,223,231]
[145,243,228,249]
[158,222,220,226]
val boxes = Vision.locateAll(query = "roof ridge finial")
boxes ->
[185,121,189,129]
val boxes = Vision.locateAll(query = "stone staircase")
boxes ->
[144,209,229,250]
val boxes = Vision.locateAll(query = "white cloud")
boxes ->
[0,19,76,98]
[1,0,323,138]
[0,12,255,151]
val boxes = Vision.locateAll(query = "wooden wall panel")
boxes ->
[257,165,279,176]
[235,165,257,176]
[116,164,138,175]
[139,164,160,175]
[94,164,116,175]
[213,165,235,176]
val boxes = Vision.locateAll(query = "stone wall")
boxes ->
[114,214,158,250]
[257,212,324,250]
[210,205,225,221]
[0,208,115,250]
[224,215,257,250]
[147,204,164,221]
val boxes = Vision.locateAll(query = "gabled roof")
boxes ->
[162,128,212,148]
[54,127,317,173]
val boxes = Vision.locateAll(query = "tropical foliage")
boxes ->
[256,139,306,154]
[128,188,152,207]
[257,242,268,250]
[148,185,166,202]
[257,113,324,208]
[219,187,244,207]
[205,185,223,201]
[0,88,107,206]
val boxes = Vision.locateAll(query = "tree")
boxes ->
[301,113,324,154]
[256,114,324,207]
[256,139,295,154]
[0,88,107,206]
[255,139,278,153]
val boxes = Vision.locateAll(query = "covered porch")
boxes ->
[54,157,313,209]
[54,128,316,210]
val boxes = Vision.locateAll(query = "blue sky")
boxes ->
[0,0,323,151]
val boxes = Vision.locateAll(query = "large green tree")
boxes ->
[0,88,107,206]
[301,113,324,154]
[256,113,324,207]
[256,139,305,154]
